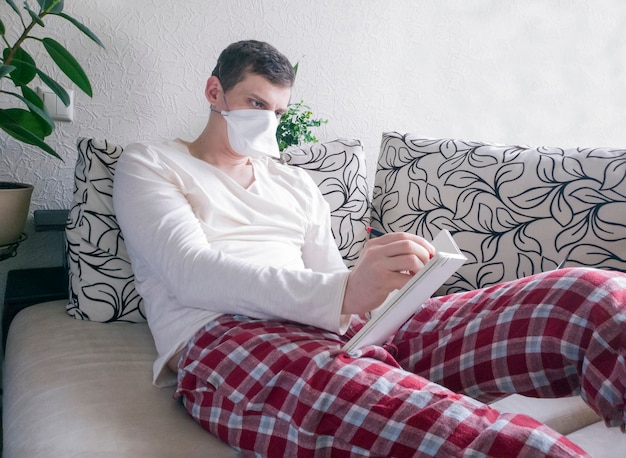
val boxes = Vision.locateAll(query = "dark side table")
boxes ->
[2,266,68,349]
[2,209,69,351]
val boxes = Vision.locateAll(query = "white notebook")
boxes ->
[343,230,467,354]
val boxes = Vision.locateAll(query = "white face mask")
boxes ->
[213,108,280,159]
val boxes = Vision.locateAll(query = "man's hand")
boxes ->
[342,232,435,316]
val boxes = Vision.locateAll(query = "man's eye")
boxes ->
[251,100,263,108]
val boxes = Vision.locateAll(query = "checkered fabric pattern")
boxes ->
[176,268,625,457]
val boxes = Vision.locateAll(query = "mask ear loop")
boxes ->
[209,93,230,117]
[221,92,231,113]
[210,63,230,115]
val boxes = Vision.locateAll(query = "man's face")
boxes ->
[218,73,291,121]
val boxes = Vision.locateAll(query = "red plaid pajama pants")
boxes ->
[175,268,626,457]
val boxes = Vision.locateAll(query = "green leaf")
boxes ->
[3,47,37,85]
[20,86,54,134]
[36,69,70,105]
[0,108,61,159]
[21,86,45,110]
[26,6,45,27]
[5,89,54,134]
[37,0,64,14]
[0,108,48,137]
[0,18,5,35]
[42,37,92,96]
[5,0,21,17]
[0,64,16,78]
[55,13,104,48]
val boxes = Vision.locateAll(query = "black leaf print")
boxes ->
[66,138,146,323]
[281,138,371,269]
[372,132,626,295]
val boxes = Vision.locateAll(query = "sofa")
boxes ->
[2,133,625,457]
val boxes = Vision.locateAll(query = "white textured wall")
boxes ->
[1,0,625,331]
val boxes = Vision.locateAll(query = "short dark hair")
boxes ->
[212,40,295,93]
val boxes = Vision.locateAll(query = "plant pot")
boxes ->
[0,182,34,246]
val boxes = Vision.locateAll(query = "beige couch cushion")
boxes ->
[566,421,626,458]
[5,302,625,457]
[491,395,626,457]
[2,301,238,458]
[491,393,601,435]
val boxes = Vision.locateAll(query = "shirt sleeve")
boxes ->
[113,143,350,334]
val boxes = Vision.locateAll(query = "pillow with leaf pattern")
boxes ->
[281,138,370,268]
[66,138,145,322]
[66,137,370,322]
[371,131,626,295]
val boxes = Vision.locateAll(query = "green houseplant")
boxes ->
[0,0,102,251]
[276,62,328,152]
[276,99,328,152]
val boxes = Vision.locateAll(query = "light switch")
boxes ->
[36,86,74,122]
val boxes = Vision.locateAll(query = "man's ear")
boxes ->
[205,75,222,105]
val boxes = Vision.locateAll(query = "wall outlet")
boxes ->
[36,86,74,122]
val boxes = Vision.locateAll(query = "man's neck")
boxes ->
[185,125,256,188]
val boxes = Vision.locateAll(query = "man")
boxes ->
[114,40,625,457]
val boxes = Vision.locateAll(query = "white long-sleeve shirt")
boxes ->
[113,140,351,386]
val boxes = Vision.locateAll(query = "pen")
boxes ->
[366,226,386,238]
[367,226,435,260]
[555,252,569,270]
